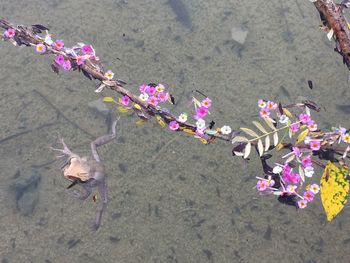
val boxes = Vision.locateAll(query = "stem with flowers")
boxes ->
[1,0,350,222]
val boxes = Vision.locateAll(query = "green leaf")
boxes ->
[320,162,349,222]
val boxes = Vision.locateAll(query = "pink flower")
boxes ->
[53,39,64,50]
[169,120,179,131]
[290,122,300,133]
[148,96,158,106]
[147,86,156,96]
[75,55,85,65]
[81,44,94,54]
[157,92,169,102]
[195,106,208,119]
[196,127,205,136]
[4,28,15,38]
[54,54,65,65]
[259,108,270,118]
[139,84,149,93]
[303,190,314,202]
[292,147,301,157]
[309,140,321,151]
[62,60,71,71]
[301,155,312,167]
[256,180,268,191]
[307,121,318,132]
[299,113,311,124]
[297,199,308,209]
[266,101,277,110]
[201,97,212,108]
[120,95,130,106]
[35,43,46,54]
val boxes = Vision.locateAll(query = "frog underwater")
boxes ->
[51,119,118,231]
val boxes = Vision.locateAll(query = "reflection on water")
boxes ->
[1,0,350,262]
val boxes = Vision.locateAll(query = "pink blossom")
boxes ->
[201,97,212,108]
[283,172,300,184]
[259,108,270,118]
[53,39,64,50]
[147,86,156,96]
[81,44,94,54]
[169,120,179,131]
[195,106,208,119]
[256,180,268,191]
[35,43,46,54]
[309,140,321,151]
[290,122,300,133]
[139,84,149,93]
[266,101,277,110]
[299,113,312,124]
[157,92,169,102]
[62,60,71,71]
[4,28,15,38]
[148,96,158,106]
[307,121,318,132]
[297,199,308,209]
[196,127,205,136]
[54,54,65,65]
[301,155,312,167]
[303,191,314,202]
[75,55,85,65]
[292,147,301,157]
[120,95,130,106]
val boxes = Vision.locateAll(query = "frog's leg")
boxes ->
[92,176,108,231]
[91,118,119,162]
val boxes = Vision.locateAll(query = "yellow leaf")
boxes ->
[133,103,142,110]
[275,143,284,151]
[199,138,208,144]
[135,119,145,125]
[296,129,309,144]
[103,96,115,102]
[117,106,130,113]
[182,128,196,135]
[282,108,293,118]
[320,162,349,222]
[155,115,166,128]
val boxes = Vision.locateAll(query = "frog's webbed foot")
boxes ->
[91,118,119,162]
[66,185,91,201]
[51,138,74,158]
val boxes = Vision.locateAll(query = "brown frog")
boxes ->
[51,119,118,231]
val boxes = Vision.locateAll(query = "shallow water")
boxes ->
[1,0,350,262]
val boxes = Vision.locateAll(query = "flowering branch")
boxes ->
[1,14,350,221]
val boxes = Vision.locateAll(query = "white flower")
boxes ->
[178,113,188,123]
[286,185,297,194]
[309,184,320,194]
[304,136,311,144]
[272,165,283,174]
[196,118,206,129]
[220,125,232,135]
[44,35,53,45]
[104,70,114,80]
[304,166,314,178]
[139,93,149,101]
[279,114,289,124]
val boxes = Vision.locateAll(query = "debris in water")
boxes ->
[231,26,248,45]
[168,0,192,29]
